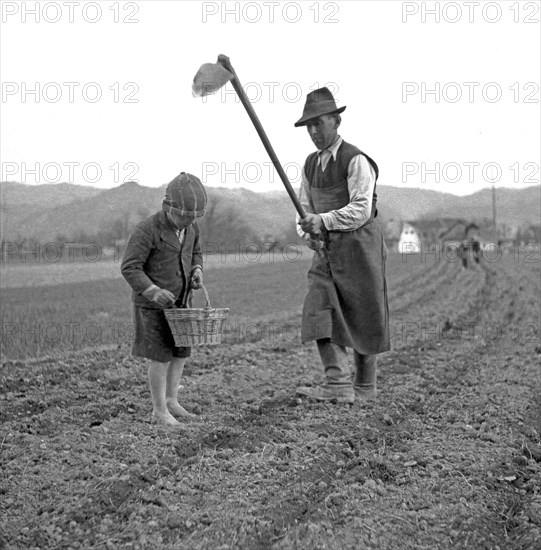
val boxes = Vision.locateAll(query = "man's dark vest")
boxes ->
[304,140,379,220]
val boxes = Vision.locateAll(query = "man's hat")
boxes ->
[294,87,346,127]
[163,172,207,217]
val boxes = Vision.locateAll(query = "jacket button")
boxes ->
[176,271,182,276]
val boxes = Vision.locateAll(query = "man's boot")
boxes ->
[296,339,354,404]
[353,353,377,401]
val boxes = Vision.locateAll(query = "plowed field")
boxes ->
[1,251,540,549]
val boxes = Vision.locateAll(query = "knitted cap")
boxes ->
[163,172,207,217]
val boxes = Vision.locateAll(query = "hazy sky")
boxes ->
[1,0,540,195]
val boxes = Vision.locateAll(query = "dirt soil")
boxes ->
[1,254,540,549]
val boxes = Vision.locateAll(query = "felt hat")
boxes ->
[294,87,346,127]
[163,172,207,217]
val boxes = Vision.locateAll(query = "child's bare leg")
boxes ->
[148,360,181,426]
[166,358,196,419]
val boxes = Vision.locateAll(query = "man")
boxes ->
[294,87,390,405]
[461,223,482,269]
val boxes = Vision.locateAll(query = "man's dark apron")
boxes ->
[301,141,391,355]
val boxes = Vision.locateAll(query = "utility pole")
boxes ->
[491,183,497,246]
[0,188,5,263]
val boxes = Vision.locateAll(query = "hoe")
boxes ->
[192,54,307,221]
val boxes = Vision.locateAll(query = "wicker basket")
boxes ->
[164,285,230,346]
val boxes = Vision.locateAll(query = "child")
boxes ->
[121,172,207,426]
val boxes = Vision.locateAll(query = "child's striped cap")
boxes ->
[163,172,207,217]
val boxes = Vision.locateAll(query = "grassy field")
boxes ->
[0,254,313,360]
[1,251,540,549]
[0,250,306,290]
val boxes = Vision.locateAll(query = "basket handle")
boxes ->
[182,283,211,309]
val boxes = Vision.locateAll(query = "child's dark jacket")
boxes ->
[121,211,202,309]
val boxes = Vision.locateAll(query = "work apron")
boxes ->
[301,166,391,355]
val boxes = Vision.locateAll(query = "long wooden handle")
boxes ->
[217,55,306,219]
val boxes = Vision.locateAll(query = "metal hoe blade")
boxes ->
[192,62,234,97]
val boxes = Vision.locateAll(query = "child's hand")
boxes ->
[191,267,203,290]
[152,288,176,307]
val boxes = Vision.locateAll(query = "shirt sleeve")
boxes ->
[295,167,316,239]
[319,154,376,231]
[142,284,160,300]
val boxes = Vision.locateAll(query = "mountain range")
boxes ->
[0,180,539,243]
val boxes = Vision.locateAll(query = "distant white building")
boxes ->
[398,223,422,253]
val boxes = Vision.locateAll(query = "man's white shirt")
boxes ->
[296,136,376,238]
